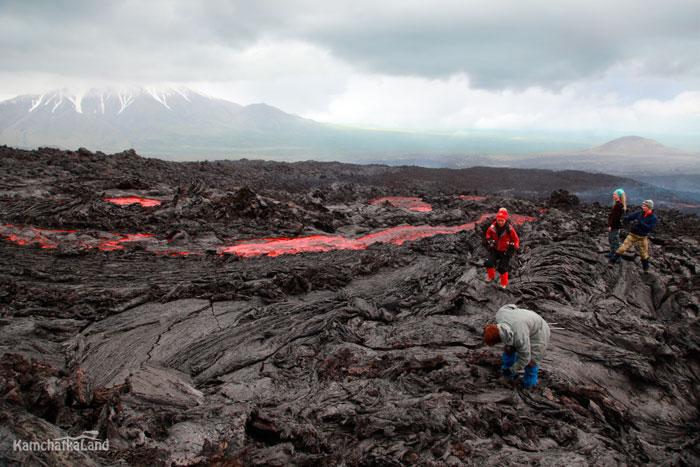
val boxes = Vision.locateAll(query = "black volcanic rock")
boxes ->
[0,146,699,466]
[548,189,580,207]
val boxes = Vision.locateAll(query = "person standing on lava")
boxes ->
[483,304,551,388]
[484,208,519,290]
[608,199,658,273]
[606,188,626,261]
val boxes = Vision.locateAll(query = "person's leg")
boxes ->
[523,361,539,388]
[497,253,510,288]
[484,249,498,282]
[609,234,636,266]
[638,237,650,271]
[608,229,621,255]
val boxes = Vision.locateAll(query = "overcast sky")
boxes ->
[0,0,698,141]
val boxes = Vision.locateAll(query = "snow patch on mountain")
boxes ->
[21,86,202,116]
[146,87,171,110]
[117,91,134,115]
[29,95,44,112]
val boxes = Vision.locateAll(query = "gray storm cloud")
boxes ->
[0,0,697,91]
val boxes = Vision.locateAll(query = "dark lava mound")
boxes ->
[0,146,699,466]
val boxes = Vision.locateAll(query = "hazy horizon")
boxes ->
[1,87,698,155]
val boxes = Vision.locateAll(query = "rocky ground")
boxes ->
[0,146,699,466]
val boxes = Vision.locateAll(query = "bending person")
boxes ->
[483,304,550,388]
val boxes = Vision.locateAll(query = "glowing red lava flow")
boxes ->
[1,213,538,258]
[0,224,156,251]
[370,197,432,212]
[97,233,154,251]
[105,197,163,207]
[0,224,76,248]
[219,213,537,258]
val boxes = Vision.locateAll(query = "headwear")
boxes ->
[614,188,624,196]
[484,325,501,346]
[643,200,654,209]
[496,210,508,220]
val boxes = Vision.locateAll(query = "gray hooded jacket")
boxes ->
[496,304,550,373]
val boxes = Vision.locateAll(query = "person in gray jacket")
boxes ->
[483,304,551,388]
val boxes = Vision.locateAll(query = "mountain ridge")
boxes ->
[0,87,329,156]
[0,88,698,176]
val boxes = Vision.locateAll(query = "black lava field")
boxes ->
[1,146,699,466]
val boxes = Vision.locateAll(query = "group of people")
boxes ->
[481,190,659,388]
[605,189,658,273]
[481,189,659,288]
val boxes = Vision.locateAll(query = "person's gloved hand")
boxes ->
[487,239,495,249]
[506,245,515,257]
[501,351,517,370]
[523,364,539,388]
[500,368,516,378]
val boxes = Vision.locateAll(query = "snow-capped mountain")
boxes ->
[1,88,697,175]
[0,87,326,158]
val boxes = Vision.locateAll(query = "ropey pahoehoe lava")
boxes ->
[0,146,698,466]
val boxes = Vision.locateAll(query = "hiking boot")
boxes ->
[500,272,508,289]
[500,284,507,290]
[485,277,494,283]
[608,253,621,267]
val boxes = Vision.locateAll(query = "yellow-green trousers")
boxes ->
[616,233,649,260]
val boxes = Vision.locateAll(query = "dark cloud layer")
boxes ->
[293,1,699,89]
[0,0,697,90]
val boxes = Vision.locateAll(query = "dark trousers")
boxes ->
[485,249,511,274]
[608,229,621,254]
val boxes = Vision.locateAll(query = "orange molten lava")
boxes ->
[1,212,538,258]
[105,197,163,207]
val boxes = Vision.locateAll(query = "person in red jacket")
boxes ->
[484,209,520,289]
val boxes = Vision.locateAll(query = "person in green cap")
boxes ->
[606,188,626,261]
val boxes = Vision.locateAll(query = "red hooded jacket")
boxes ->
[486,220,520,252]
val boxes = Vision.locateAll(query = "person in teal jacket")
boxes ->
[483,304,551,388]
[608,200,658,273]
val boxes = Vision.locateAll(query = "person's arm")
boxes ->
[637,214,658,233]
[486,226,496,248]
[509,227,520,250]
[623,211,639,223]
